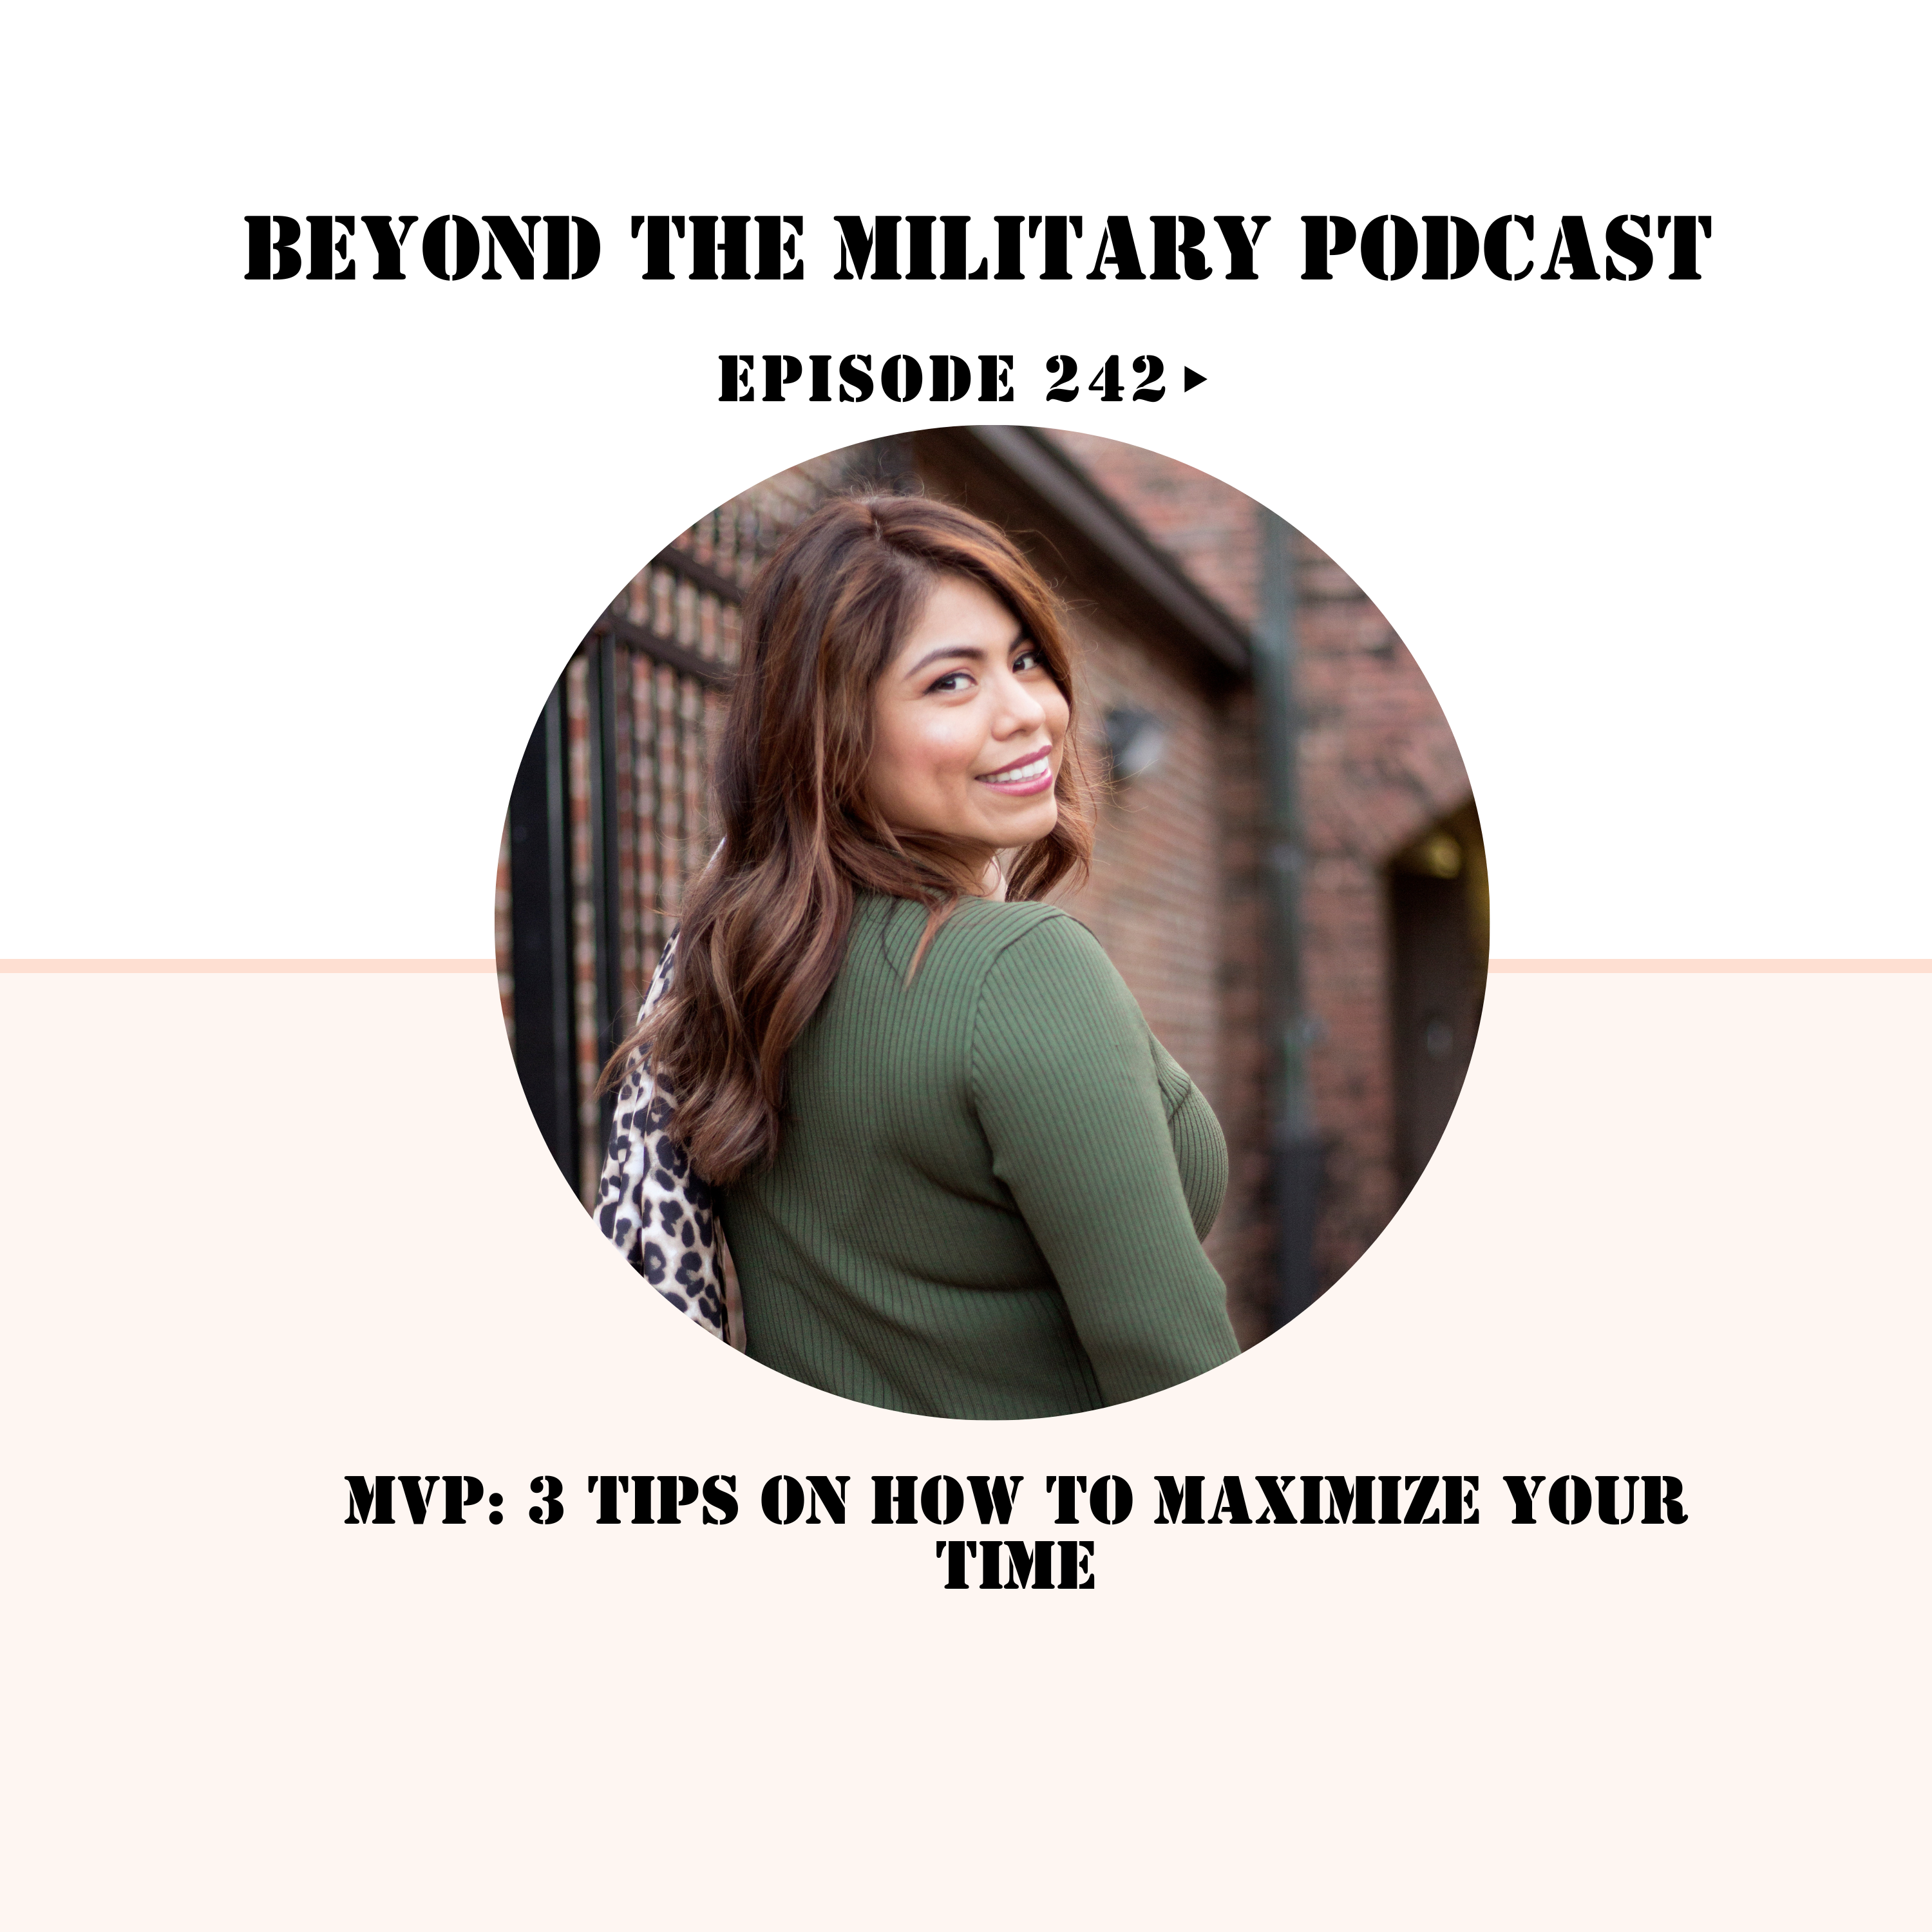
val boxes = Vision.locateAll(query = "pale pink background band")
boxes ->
[1486,959,1932,974]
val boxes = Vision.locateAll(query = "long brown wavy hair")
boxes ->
[601,492,1096,1184]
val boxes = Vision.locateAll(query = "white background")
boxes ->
[2,8,1926,1928]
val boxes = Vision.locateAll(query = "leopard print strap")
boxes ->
[593,936,727,1339]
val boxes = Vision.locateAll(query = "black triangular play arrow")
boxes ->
[1183,366,1206,392]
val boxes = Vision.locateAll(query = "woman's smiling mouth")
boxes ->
[975,748,1055,795]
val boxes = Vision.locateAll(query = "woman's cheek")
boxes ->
[922,714,980,780]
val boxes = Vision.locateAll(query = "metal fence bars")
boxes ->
[505,542,748,1204]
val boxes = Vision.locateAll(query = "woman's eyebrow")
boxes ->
[902,629,1028,678]
[903,643,989,676]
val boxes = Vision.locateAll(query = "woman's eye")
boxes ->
[1012,647,1041,672]
[928,670,972,694]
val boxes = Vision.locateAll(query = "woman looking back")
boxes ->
[600,493,1240,1419]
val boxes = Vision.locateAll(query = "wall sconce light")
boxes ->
[1103,706,1168,784]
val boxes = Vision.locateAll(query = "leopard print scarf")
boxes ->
[594,936,728,1339]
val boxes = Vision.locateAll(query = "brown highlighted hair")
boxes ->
[601,493,1095,1184]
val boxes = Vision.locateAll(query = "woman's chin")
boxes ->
[976,797,1057,849]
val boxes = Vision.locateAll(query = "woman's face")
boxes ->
[866,573,1070,867]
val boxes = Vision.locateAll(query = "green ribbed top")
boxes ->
[719,893,1240,1418]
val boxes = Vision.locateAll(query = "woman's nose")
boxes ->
[992,667,1049,734]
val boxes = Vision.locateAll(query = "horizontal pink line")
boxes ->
[1,958,1925,977]
[0,959,499,974]
[1489,959,1932,974]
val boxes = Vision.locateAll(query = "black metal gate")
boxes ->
[503,532,753,1202]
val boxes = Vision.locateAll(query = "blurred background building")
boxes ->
[497,429,1485,1347]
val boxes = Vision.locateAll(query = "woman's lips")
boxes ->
[975,750,1055,796]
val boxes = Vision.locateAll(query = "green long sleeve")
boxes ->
[969,917,1239,1406]
[719,893,1240,1419]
